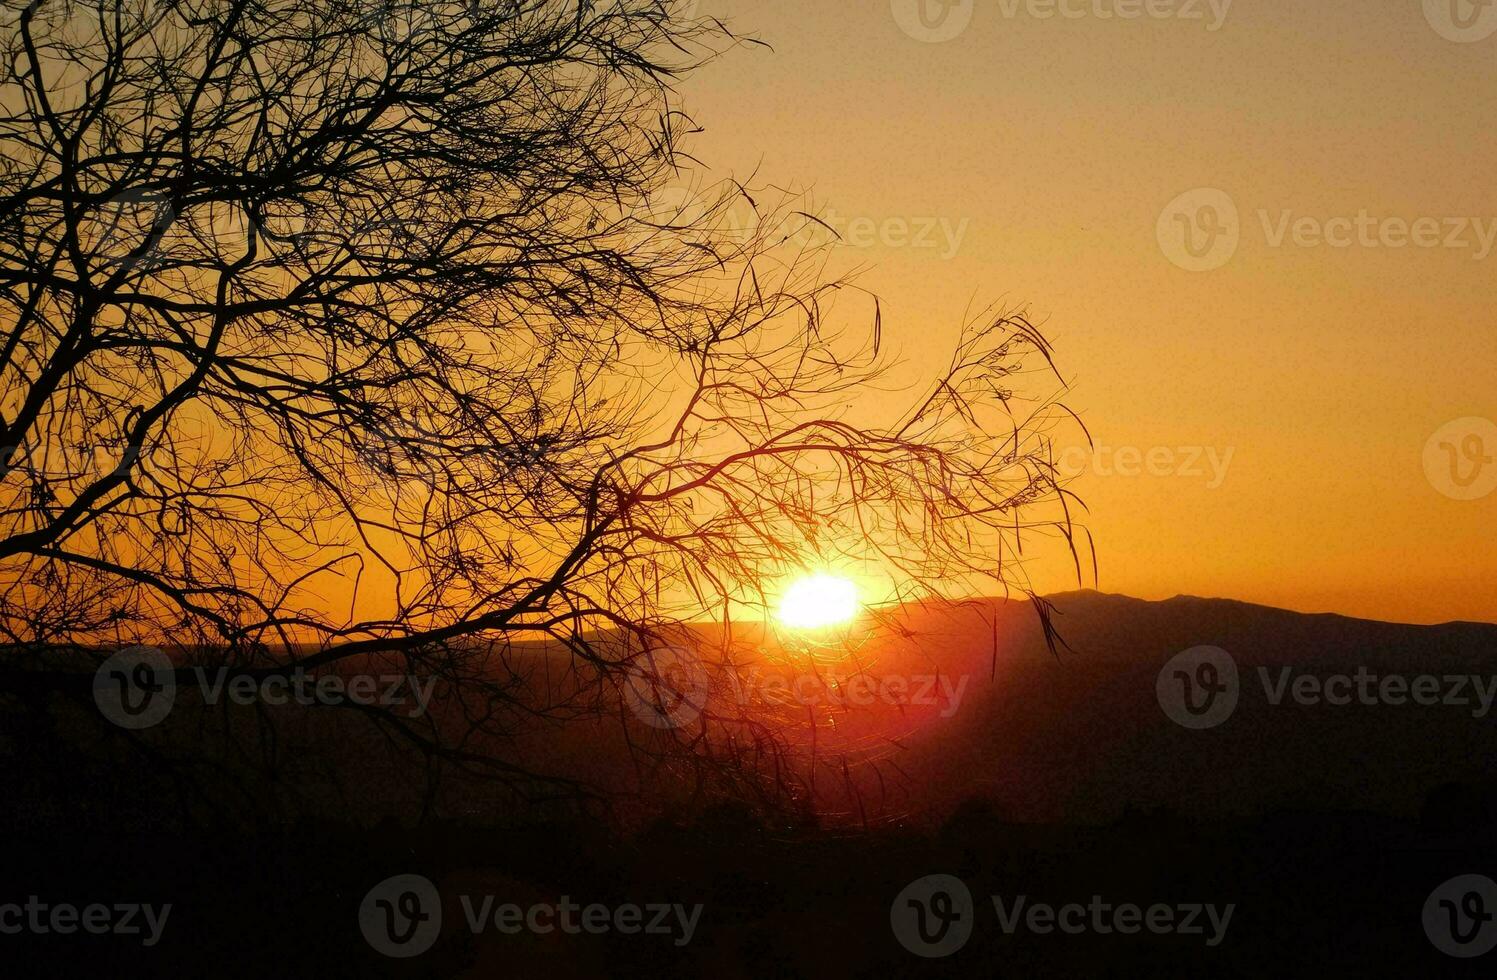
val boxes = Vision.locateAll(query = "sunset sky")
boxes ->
[677,0,1497,624]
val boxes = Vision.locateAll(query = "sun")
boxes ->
[776,574,860,630]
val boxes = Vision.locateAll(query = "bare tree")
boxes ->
[0,0,1084,826]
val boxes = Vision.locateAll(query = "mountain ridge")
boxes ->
[1037,588,1497,630]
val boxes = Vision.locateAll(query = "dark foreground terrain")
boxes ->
[4,591,1497,977]
[5,805,1496,977]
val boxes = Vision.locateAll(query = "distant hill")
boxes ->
[6,590,1495,836]
[863,589,1497,826]
[8,590,1495,975]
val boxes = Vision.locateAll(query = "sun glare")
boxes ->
[776,574,860,630]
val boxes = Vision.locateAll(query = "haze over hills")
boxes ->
[508,588,1497,830]
[6,589,1496,836]
[860,589,1497,827]
[6,591,1495,977]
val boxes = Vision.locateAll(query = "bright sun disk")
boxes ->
[777,574,859,629]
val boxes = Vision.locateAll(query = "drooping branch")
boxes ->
[0,0,1085,824]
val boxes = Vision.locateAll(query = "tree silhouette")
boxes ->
[0,0,1084,825]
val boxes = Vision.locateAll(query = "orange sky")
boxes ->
[671,0,1497,625]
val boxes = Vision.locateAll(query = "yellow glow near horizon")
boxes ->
[674,2,1497,627]
[776,574,860,629]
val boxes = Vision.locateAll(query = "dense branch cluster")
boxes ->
[0,0,1082,820]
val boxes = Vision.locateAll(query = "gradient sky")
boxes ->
[673,0,1497,624]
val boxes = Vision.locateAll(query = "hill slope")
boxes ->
[871,589,1497,825]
